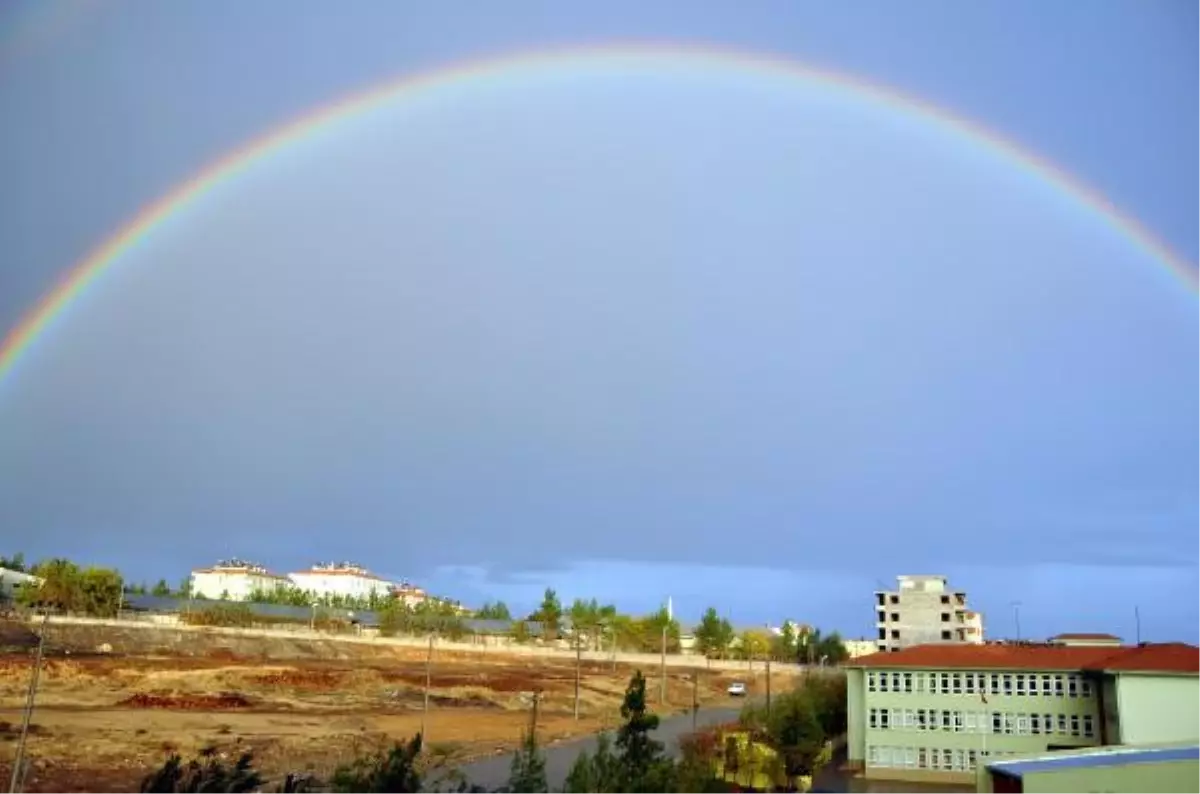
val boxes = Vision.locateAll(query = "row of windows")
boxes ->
[867,670,1093,698]
[867,744,1014,772]
[877,610,960,623]
[868,708,1096,738]
[877,629,961,642]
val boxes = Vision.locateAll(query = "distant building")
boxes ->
[874,575,984,652]
[190,560,290,601]
[844,639,881,659]
[391,582,428,607]
[287,562,393,601]
[844,641,1199,786]
[1047,633,1122,648]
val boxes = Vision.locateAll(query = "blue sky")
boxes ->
[0,1,1196,642]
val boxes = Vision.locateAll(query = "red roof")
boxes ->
[849,642,1199,674]
[1088,643,1200,674]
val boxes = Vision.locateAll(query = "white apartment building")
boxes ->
[191,560,291,601]
[874,575,985,653]
[392,582,428,607]
[287,562,393,601]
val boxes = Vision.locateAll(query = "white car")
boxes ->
[727,681,747,697]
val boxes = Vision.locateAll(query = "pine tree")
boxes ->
[506,729,548,793]
[615,671,673,792]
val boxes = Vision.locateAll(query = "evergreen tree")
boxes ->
[563,733,622,793]
[329,734,423,793]
[614,671,673,792]
[506,729,547,793]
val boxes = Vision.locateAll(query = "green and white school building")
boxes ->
[844,640,1199,785]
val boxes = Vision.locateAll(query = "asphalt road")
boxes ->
[451,705,974,794]
[440,700,749,792]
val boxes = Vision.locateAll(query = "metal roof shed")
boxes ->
[980,744,1199,793]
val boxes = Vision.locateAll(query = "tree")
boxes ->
[506,729,547,793]
[564,732,622,793]
[18,558,80,611]
[178,577,193,599]
[140,746,263,793]
[738,677,844,790]
[797,627,848,666]
[17,559,123,617]
[530,588,563,641]
[693,608,734,659]
[329,734,423,793]
[568,598,604,649]
[736,629,771,662]
[619,671,667,782]
[815,629,849,665]
[0,552,25,572]
[774,621,798,661]
[151,579,172,598]
[764,690,831,788]
[595,603,617,651]
[379,601,414,637]
[476,601,512,620]
[511,620,532,644]
[78,567,124,617]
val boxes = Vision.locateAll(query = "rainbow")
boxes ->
[1,42,1196,385]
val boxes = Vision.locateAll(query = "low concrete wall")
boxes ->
[26,615,829,676]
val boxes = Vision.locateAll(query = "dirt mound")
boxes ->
[251,669,342,689]
[378,670,553,693]
[205,648,244,663]
[119,692,252,710]
[0,719,48,738]
[428,693,504,710]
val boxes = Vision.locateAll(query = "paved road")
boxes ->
[436,703,928,794]
[441,702,748,791]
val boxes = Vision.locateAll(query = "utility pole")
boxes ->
[691,671,699,732]
[10,613,48,794]
[660,624,668,705]
[530,687,542,738]
[765,655,772,718]
[421,631,434,740]
[573,632,582,720]
[610,626,617,672]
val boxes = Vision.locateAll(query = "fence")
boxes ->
[30,614,821,675]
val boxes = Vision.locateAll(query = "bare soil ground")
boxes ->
[0,630,789,792]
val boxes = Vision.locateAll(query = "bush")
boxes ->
[140,746,263,793]
[329,734,423,793]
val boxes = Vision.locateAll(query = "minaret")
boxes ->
[667,596,673,621]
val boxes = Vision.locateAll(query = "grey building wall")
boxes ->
[873,575,971,652]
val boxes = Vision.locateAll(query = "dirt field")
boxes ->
[0,627,790,792]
